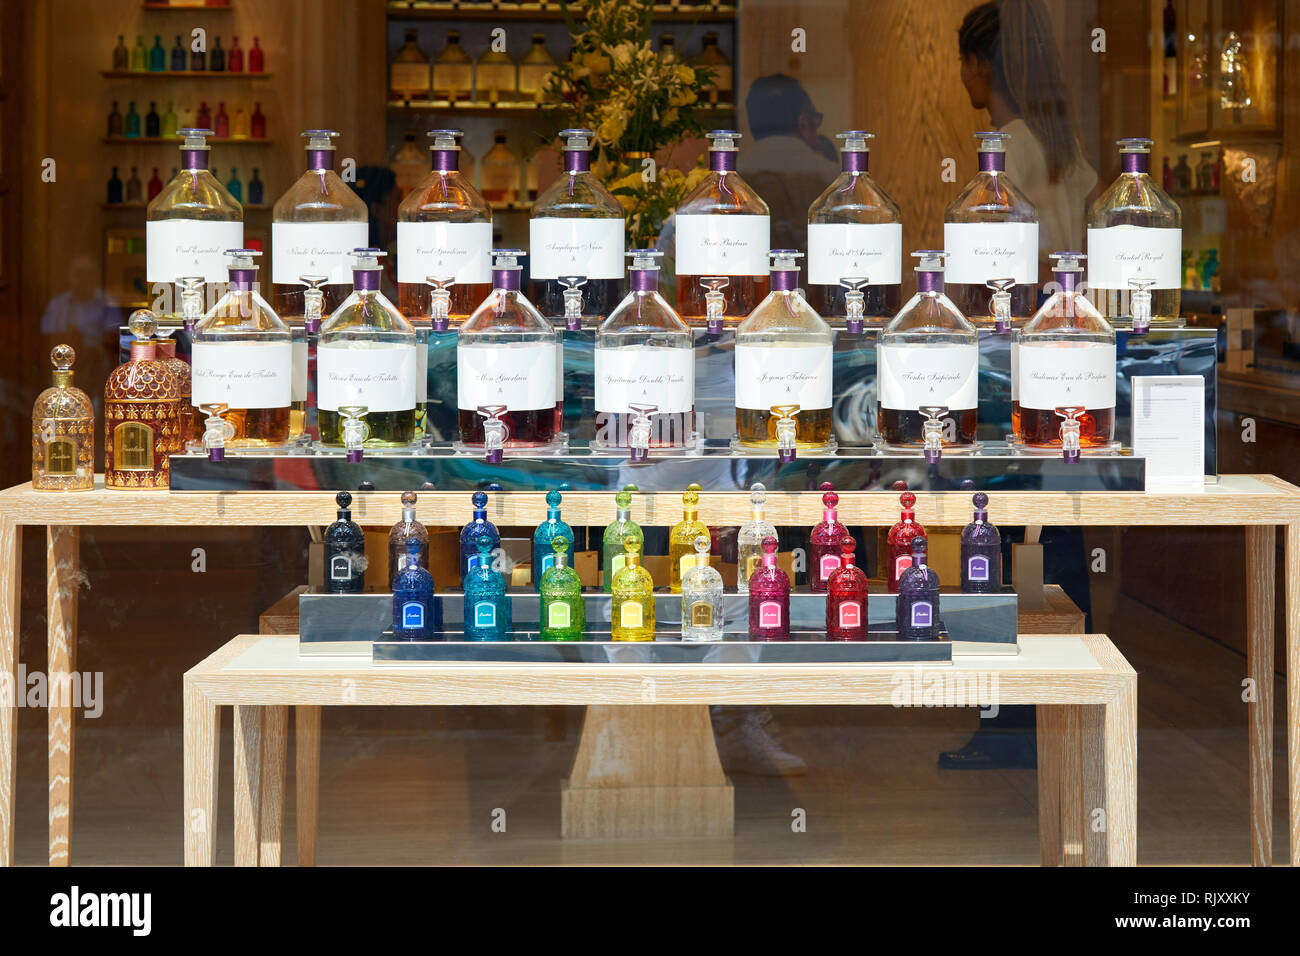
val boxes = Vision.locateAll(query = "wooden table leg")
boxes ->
[233,705,262,866]
[1287,521,1300,867]
[1080,704,1107,866]
[258,706,287,866]
[47,526,79,866]
[295,705,321,866]
[1060,705,1084,866]
[1245,525,1275,866]
[0,516,20,867]
[1103,677,1138,866]
[183,681,218,866]
[1035,704,1062,866]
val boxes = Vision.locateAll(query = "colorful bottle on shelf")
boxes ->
[124,102,140,138]
[248,36,264,73]
[145,102,160,138]
[611,536,655,642]
[147,167,163,201]
[748,536,790,641]
[149,35,166,72]
[465,537,511,641]
[160,103,177,139]
[433,29,471,102]
[108,101,123,138]
[391,537,436,641]
[32,345,94,491]
[602,486,642,593]
[668,483,708,594]
[809,483,850,592]
[960,492,1001,593]
[475,39,516,103]
[736,482,777,593]
[211,37,225,72]
[681,535,724,643]
[105,312,179,489]
[826,538,868,641]
[248,168,263,205]
[388,490,430,585]
[532,490,575,591]
[389,28,431,100]
[125,167,142,202]
[224,167,240,202]
[693,32,732,104]
[518,32,558,101]
[540,536,584,642]
[146,129,244,287]
[106,167,123,205]
[479,130,520,204]
[324,491,365,594]
[113,35,129,71]
[460,490,501,582]
[896,537,940,641]
[887,490,926,593]
[190,36,206,72]
[250,102,266,138]
[130,36,147,72]
[168,36,185,72]
[228,36,243,73]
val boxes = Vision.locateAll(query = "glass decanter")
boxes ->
[460,490,501,583]
[943,131,1039,324]
[396,129,492,323]
[479,130,520,204]
[456,249,561,455]
[886,490,926,593]
[681,535,724,643]
[271,130,370,322]
[611,536,655,642]
[465,537,511,641]
[532,489,575,591]
[388,490,430,584]
[961,492,1001,593]
[146,129,243,289]
[433,29,473,103]
[474,41,516,104]
[593,249,695,455]
[668,483,708,594]
[674,131,771,325]
[809,484,850,592]
[602,486,643,593]
[317,248,418,450]
[190,250,292,447]
[1086,138,1183,328]
[32,345,94,491]
[693,32,733,104]
[896,537,940,641]
[389,28,430,101]
[736,482,777,593]
[324,491,365,594]
[733,250,834,454]
[539,535,584,642]
[826,538,869,641]
[518,32,557,102]
[748,536,790,641]
[806,131,903,323]
[392,537,436,641]
[876,250,980,452]
[1012,252,1116,457]
[529,129,626,321]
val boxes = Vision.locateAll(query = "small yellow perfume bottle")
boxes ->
[668,482,708,594]
[611,535,655,642]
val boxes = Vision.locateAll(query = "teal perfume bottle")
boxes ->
[464,536,511,641]
[532,489,574,592]
[539,535,584,641]
[601,485,642,592]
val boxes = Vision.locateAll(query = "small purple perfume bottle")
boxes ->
[748,535,790,641]
[960,491,1001,593]
[809,481,849,593]
[896,536,940,641]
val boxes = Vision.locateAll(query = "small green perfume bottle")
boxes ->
[464,536,511,641]
[601,485,642,593]
[611,535,655,642]
[668,482,707,594]
[539,535,584,641]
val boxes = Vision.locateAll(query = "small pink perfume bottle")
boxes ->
[809,481,849,593]
[748,535,790,641]
[826,538,869,641]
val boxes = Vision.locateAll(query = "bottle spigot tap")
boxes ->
[477,404,509,463]
[701,275,729,334]
[299,274,329,335]
[1055,406,1085,463]
[1128,276,1155,335]
[176,276,205,333]
[424,275,454,332]
[772,403,800,463]
[627,402,657,463]
[987,277,1015,333]
[339,405,370,462]
[559,275,587,331]
[841,276,868,334]
[919,405,948,464]
[199,402,236,462]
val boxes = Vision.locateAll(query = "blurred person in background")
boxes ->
[39,254,121,414]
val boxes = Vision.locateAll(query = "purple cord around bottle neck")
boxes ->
[978,150,1005,173]
[842,151,868,173]
[917,271,944,294]
[630,268,658,292]
[770,269,797,292]
[1122,152,1148,174]
[1054,270,1080,293]
[493,268,521,292]
[228,268,256,291]
[353,269,380,292]
[182,149,207,171]
[565,149,590,174]
[432,149,459,173]
[710,149,737,173]
[307,149,334,171]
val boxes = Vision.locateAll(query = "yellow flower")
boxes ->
[669,88,697,107]
[675,64,695,86]
[582,51,611,75]
[597,113,627,145]
[662,108,679,125]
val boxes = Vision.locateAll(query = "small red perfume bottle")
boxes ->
[249,36,264,73]
[748,536,790,641]
[228,36,244,73]
[250,102,266,139]
[809,480,849,593]
[886,490,926,593]
[826,538,869,641]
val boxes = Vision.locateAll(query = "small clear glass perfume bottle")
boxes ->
[146,129,243,289]
[826,538,869,641]
[602,486,643,593]
[460,490,500,583]
[887,490,926,593]
[464,536,511,641]
[388,491,430,584]
[809,483,850,593]
[681,535,724,643]
[736,482,777,593]
[896,536,940,641]
[540,535,584,642]
[392,537,436,641]
[748,536,790,641]
[324,491,366,594]
[668,483,708,594]
[32,345,94,491]
[532,490,575,592]
[961,492,1001,593]
[611,536,655,642]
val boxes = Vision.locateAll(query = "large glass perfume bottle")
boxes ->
[681,535,724,643]
[388,491,430,584]
[1013,253,1117,456]
[668,483,707,594]
[693,32,733,104]
[540,535,584,642]
[886,490,926,593]
[396,129,492,323]
[896,537,940,641]
[460,490,500,582]
[105,312,179,489]
[748,536,790,641]
[433,29,473,103]
[317,248,418,450]
[324,491,365,594]
[474,41,516,104]
[674,131,771,325]
[943,131,1039,324]
[529,129,626,321]
[736,482,777,593]
[533,489,575,593]
[961,492,1001,593]
[806,131,903,323]
[146,129,243,289]
[272,130,370,322]
[593,249,695,455]
[1087,138,1183,328]
[32,345,94,491]
[876,250,980,451]
[518,32,557,102]
[826,539,868,641]
[602,486,643,593]
[190,249,292,447]
[480,130,520,204]
[733,251,834,454]
[392,538,436,641]
[457,249,561,455]
[809,485,850,592]
[465,537,511,641]
[611,536,655,642]
[389,28,431,101]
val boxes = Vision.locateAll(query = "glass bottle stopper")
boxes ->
[892,479,908,492]
[682,485,700,513]
[627,403,657,463]
[769,249,803,274]
[339,405,370,462]
[700,275,729,334]
[749,482,766,512]
[840,537,856,565]
[428,128,463,152]
[299,274,329,332]
[401,490,417,512]
[559,128,593,151]
[491,248,525,273]
[129,309,158,342]
[1055,406,1086,463]
[972,491,988,520]
[335,490,352,517]
[476,404,509,463]
[1128,276,1156,335]
[615,488,632,513]
[426,275,455,331]
[899,490,916,514]
[1049,252,1086,287]
[822,488,839,513]
[552,535,570,568]
[910,535,928,562]
[1117,137,1153,155]
[178,128,214,151]
[975,130,1010,153]
[199,402,235,461]
[472,490,488,511]
[302,128,340,154]
[760,535,779,566]
[693,534,711,568]
[559,275,587,330]
[51,345,76,387]
[628,249,663,273]
[840,276,869,333]
[836,130,874,153]
[771,404,801,463]
[986,277,1016,333]
[705,129,741,151]
[623,535,641,565]
[546,489,562,512]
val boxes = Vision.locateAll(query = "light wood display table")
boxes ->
[182,633,1137,866]
[1,474,1297,866]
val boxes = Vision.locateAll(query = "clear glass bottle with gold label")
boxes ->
[105,312,182,489]
[32,345,94,491]
[681,535,724,642]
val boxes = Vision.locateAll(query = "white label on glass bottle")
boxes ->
[943,222,1038,284]
[317,342,417,412]
[1010,341,1019,401]
[272,222,370,285]
[292,339,308,402]
[457,341,557,412]
[146,219,245,284]
[529,218,625,280]
[877,343,979,410]
[807,223,903,286]
[594,347,694,414]
[1017,342,1116,411]
[675,214,771,276]
[397,221,492,284]
[1086,225,1182,290]
[191,341,292,408]
[416,334,428,403]
[734,344,833,410]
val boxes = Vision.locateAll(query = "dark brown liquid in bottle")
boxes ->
[595,410,694,448]
[458,405,561,446]
[398,281,491,323]
[1012,403,1115,446]
[676,274,770,324]
[877,406,978,445]
[944,281,1037,325]
[806,282,902,321]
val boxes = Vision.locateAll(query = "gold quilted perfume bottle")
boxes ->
[105,311,183,489]
[32,345,94,491]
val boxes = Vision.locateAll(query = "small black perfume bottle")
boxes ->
[960,492,1001,593]
[896,536,940,640]
[324,491,366,594]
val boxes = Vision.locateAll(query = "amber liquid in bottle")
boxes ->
[398,281,490,325]
[944,282,1036,326]
[736,406,832,445]
[676,274,769,325]
[1011,405,1115,447]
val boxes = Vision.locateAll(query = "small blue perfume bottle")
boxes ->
[323,491,365,594]
[392,537,437,640]
[464,536,511,641]
[460,489,500,582]
[532,489,574,592]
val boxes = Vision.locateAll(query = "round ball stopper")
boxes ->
[686,482,702,493]
[761,535,778,555]
[547,489,562,508]
[900,491,915,509]
[472,490,488,509]
[911,535,927,555]
[477,536,493,555]
[823,490,839,509]
[421,481,437,491]
[694,534,710,555]
[359,481,375,492]
[891,480,908,492]
[401,490,417,506]
[615,489,631,509]
[487,482,502,492]
[623,535,640,556]
[128,309,158,340]
[336,491,352,509]
[750,481,766,499]
[819,481,834,492]
[682,488,699,507]
[960,479,976,491]
[973,492,989,509]
[841,538,855,557]
[623,483,639,493]
[552,535,569,554]
[51,344,76,371]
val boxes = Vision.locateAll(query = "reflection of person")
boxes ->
[39,255,121,412]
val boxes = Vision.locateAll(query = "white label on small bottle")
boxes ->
[272,221,370,285]
[397,221,492,284]
[1017,342,1116,410]
[675,214,771,276]
[1086,225,1182,290]
[877,343,979,410]
[457,341,557,412]
[943,221,1038,284]
[734,344,833,410]
[191,341,292,408]
[529,217,625,280]
[317,342,417,412]
[807,223,903,285]
[146,219,245,284]
[292,339,308,402]
[594,347,694,414]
